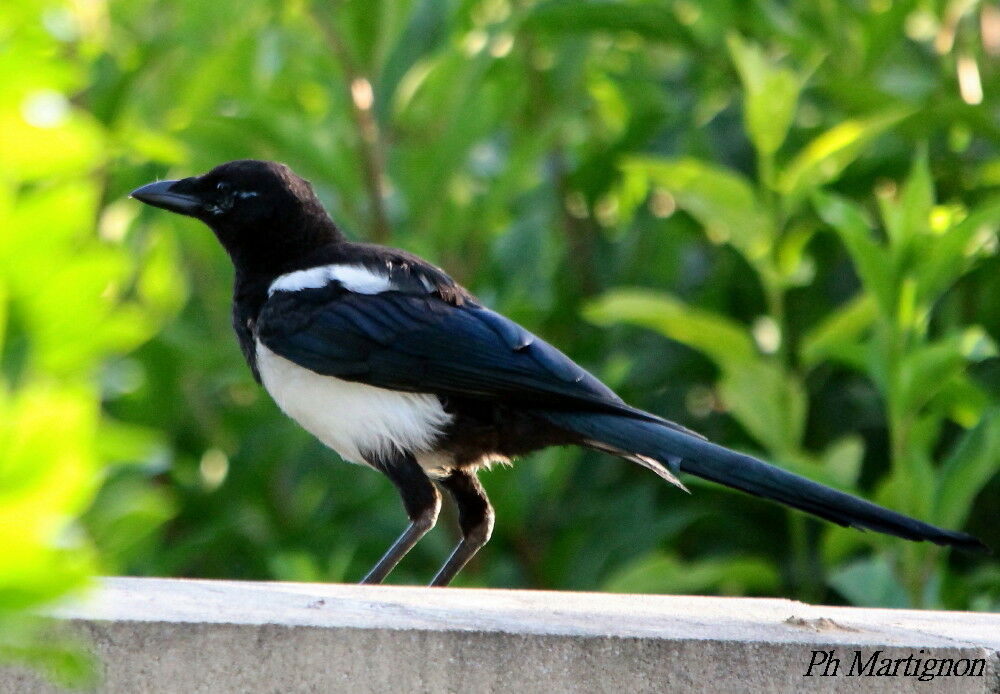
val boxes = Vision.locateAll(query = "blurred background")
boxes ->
[2,0,1000,682]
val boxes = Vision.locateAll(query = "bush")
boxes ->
[2,11,997,678]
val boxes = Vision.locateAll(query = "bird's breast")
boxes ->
[254,339,453,466]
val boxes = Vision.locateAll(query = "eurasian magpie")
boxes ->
[131,159,987,587]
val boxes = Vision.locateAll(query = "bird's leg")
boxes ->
[430,469,495,587]
[360,451,441,585]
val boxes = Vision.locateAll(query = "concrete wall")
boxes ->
[2,577,998,693]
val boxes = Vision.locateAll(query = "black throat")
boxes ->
[214,205,344,279]
[216,195,347,381]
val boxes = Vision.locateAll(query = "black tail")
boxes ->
[537,409,987,552]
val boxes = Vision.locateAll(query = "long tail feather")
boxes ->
[538,410,987,551]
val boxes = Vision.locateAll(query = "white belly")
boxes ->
[255,340,453,465]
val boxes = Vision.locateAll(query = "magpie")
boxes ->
[131,160,987,587]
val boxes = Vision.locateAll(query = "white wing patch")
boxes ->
[255,341,453,465]
[268,264,394,296]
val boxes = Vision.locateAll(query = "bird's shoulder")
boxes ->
[245,241,479,370]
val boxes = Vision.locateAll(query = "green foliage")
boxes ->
[1,0,183,683]
[588,23,1000,607]
[2,5,999,682]
[779,110,911,205]
[807,159,1000,604]
[605,552,780,596]
[727,32,802,161]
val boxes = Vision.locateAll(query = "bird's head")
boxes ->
[131,159,341,272]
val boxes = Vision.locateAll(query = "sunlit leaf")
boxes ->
[0,386,99,619]
[775,225,816,286]
[822,436,864,488]
[0,111,105,182]
[623,156,771,262]
[585,289,756,370]
[780,109,910,204]
[727,33,801,158]
[917,196,1000,301]
[890,145,934,245]
[375,0,450,124]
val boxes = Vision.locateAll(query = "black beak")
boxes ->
[130,179,203,216]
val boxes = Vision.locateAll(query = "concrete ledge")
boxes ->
[2,577,998,693]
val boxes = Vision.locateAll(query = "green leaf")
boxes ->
[822,436,865,488]
[0,386,99,626]
[878,415,939,519]
[829,557,909,607]
[799,294,877,368]
[375,0,450,124]
[587,290,807,453]
[719,361,807,455]
[935,407,1000,530]
[83,475,176,570]
[933,375,989,429]
[584,289,756,371]
[781,109,911,204]
[890,145,934,245]
[812,191,896,315]
[727,33,800,157]
[623,156,771,261]
[897,339,969,415]
[917,196,1000,300]
[821,525,872,567]
[775,225,816,286]
[958,326,999,361]
[604,552,779,595]
[522,1,685,43]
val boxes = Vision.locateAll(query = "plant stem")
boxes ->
[883,318,929,607]
[761,260,821,601]
[551,146,600,297]
[789,513,821,602]
[312,8,392,244]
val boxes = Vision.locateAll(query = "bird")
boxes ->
[130,159,987,587]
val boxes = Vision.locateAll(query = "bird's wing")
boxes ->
[256,282,691,429]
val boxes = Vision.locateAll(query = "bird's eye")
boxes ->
[205,181,235,216]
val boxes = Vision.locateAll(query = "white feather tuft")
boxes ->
[268,264,394,296]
